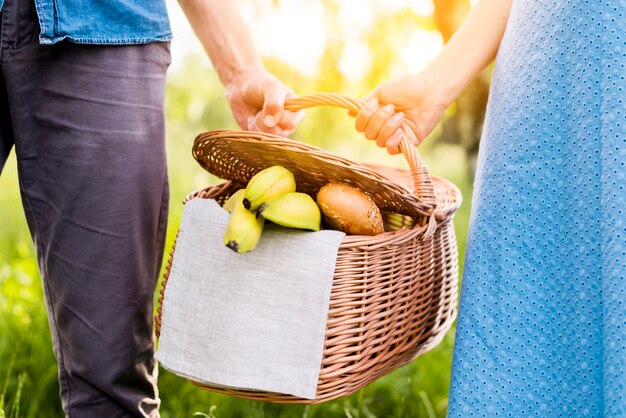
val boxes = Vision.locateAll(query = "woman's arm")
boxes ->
[356,0,514,154]
[425,0,513,103]
[179,0,303,135]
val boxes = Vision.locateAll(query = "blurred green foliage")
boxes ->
[0,1,486,416]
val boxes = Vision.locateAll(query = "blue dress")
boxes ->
[447,1,625,416]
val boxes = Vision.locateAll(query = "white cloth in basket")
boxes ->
[155,198,345,399]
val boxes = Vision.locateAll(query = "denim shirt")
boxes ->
[0,0,172,45]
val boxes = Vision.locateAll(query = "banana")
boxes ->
[243,165,296,211]
[222,189,245,213]
[223,191,265,253]
[258,192,321,231]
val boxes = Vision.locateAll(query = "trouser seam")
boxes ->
[17,172,74,418]
[0,0,6,63]
[154,171,168,286]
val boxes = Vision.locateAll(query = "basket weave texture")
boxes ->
[155,93,461,404]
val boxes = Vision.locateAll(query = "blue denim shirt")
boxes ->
[0,0,171,45]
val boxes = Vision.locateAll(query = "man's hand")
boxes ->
[178,0,305,136]
[226,69,304,136]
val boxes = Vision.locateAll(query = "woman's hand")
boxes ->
[226,69,304,136]
[355,72,451,155]
[356,0,514,155]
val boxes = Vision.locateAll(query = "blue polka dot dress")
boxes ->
[447,1,625,417]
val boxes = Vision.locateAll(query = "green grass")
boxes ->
[0,62,473,418]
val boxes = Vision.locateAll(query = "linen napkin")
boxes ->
[155,198,345,399]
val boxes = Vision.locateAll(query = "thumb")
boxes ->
[260,83,286,129]
[348,85,382,117]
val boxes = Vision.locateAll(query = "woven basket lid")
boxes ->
[192,129,434,219]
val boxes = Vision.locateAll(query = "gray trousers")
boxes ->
[0,0,170,416]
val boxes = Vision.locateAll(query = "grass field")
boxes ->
[0,67,474,418]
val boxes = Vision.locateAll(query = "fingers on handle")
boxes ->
[355,98,379,133]
[364,104,396,141]
[247,116,257,131]
[258,87,287,129]
[376,112,404,148]
[277,110,305,132]
[255,108,304,134]
[385,130,403,155]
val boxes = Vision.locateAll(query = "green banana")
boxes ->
[222,189,245,213]
[243,165,296,211]
[223,191,265,253]
[258,192,321,231]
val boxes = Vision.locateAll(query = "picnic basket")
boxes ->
[155,93,461,404]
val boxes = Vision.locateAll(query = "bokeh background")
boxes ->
[0,0,491,416]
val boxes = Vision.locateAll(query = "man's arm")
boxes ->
[179,0,303,135]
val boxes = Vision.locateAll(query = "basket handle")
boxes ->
[284,93,436,208]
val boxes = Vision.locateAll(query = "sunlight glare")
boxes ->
[339,42,372,82]
[410,0,435,17]
[401,29,444,74]
[373,0,412,13]
[339,0,374,29]
[167,0,446,83]
[246,1,327,76]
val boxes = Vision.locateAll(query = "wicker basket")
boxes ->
[155,93,461,404]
